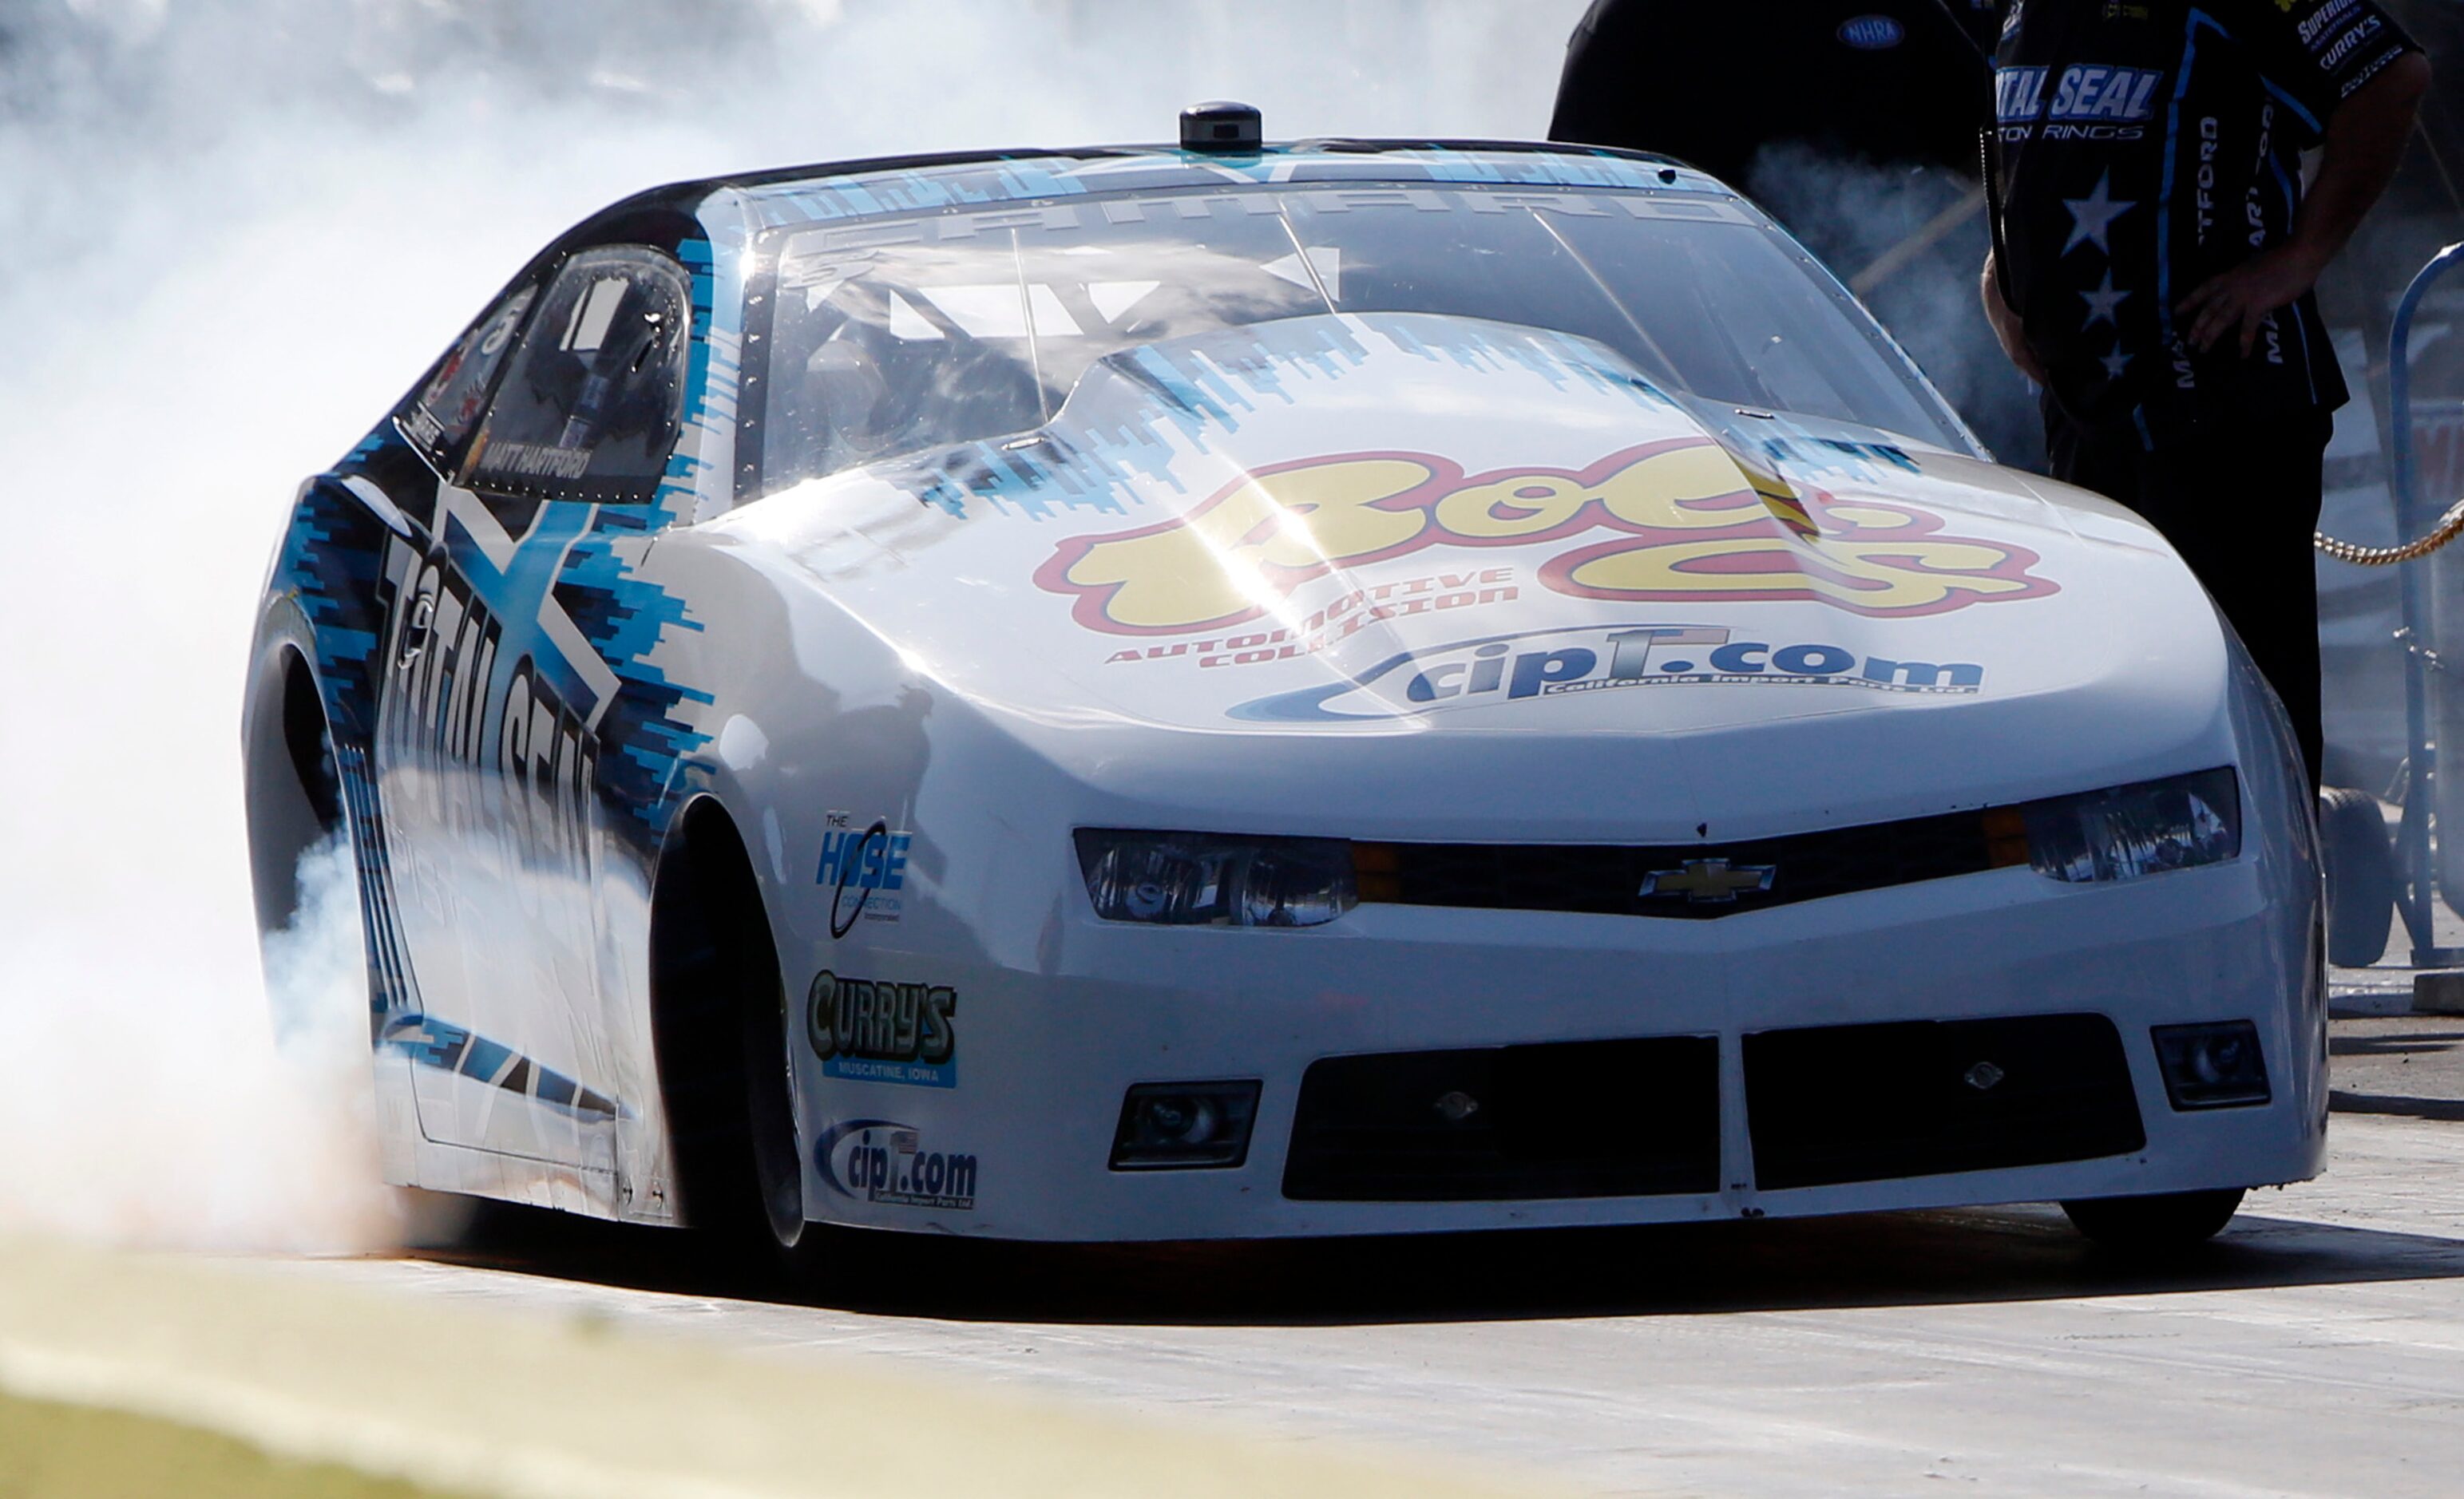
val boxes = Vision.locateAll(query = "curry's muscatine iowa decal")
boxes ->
[808,970,957,1089]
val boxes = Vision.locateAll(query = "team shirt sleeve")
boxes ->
[2228,0,2419,140]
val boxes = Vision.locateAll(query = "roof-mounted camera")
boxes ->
[1180,101,1262,154]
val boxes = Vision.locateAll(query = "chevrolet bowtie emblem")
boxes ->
[1640,858,1777,904]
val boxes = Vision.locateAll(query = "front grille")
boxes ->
[1744,1014,2145,1190]
[1283,1035,1721,1201]
[1355,806,2010,920]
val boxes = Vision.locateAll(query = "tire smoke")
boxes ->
[0,832,398,1252]
[0,0,1583,1251]
[1745,141,2047,469]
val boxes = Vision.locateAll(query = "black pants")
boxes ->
[2042,397,2328,793]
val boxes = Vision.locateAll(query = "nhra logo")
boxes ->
[1230,623,1985,724]
[816,1120,978,1212]
[1035,440,2054,636]
[1836,14,1905,49]
[808,971,957,1089]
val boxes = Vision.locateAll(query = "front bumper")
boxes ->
[791,848,2325,1241]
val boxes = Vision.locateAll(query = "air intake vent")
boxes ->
[1745,1014,2145,1190]
[1284,1035,1721,1201]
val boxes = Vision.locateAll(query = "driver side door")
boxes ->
[376,244,693,1168]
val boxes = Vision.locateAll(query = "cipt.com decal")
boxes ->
[816,1119,978,1212]
[808,970,956,1088]
[1230,622,1987,723]
[1035,439,2056,635]
[815,809,911,932]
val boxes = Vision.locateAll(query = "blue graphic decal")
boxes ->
[552,512,714,842]
[378,1014,624,1122]
[334,742,420,1031]
[276,477,393,718]
[875,313,1673,527]
[744,146,1722,230]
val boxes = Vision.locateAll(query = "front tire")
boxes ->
[742,924,824,1272]
[650,803,826,1279]
[2061,1188,2245,1252]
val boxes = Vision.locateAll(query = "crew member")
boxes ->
[1549,1,2050,465]
[1983,0,2430,790]
[1549,0,2004,183]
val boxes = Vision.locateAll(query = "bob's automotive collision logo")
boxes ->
[1033,439,2056,635]
[1230,622,1984,723]
[816,1119,977,1212]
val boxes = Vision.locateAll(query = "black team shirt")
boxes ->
[1552,1,2006,183]
[1992,0,2417,432]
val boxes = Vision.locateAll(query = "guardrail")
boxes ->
[2387,242,2464,966]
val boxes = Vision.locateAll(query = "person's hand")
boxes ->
[2177,243,2329,358]
[1981,258,2046,384]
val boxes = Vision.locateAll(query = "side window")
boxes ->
[465,247,692,504]
[402,285,538,465]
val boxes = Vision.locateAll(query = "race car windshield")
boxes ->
[754,184,1970,492]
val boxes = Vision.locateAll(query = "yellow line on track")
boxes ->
[0,1386,470,1499]
[0,1236,1555,1499]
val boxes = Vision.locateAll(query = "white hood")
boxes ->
[712,314,2234,837]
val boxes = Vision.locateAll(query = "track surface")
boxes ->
[248,1096,2464,1499]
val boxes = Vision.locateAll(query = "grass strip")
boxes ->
[0,1387,470,1499]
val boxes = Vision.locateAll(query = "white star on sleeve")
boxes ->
[2063,171,2138,256]
[2101,349,2133,380]
[2079,270,2132,328]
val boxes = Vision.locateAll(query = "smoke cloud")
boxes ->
[0,0,1586,1250]
[1746,141,2046,469]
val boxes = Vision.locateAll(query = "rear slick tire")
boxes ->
[2060,1188,2245,1252]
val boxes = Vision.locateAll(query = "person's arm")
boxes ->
[2178,52,2430,356]
[1981,248,2047,383]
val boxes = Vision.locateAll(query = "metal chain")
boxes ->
[2315,494,2464,566]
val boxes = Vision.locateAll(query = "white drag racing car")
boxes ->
[244,109,2322,1260]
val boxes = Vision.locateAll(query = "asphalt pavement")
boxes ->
[216,1098,2464,1498]
[2333,1014,2464,1117]
[10,1018,2464,1497]
[2322,812,2464,1117]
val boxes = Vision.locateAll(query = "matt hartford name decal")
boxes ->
[1035,440,2054,635]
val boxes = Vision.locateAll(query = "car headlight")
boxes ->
[1998,767,2241,884]
[1075,830,1357,927]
